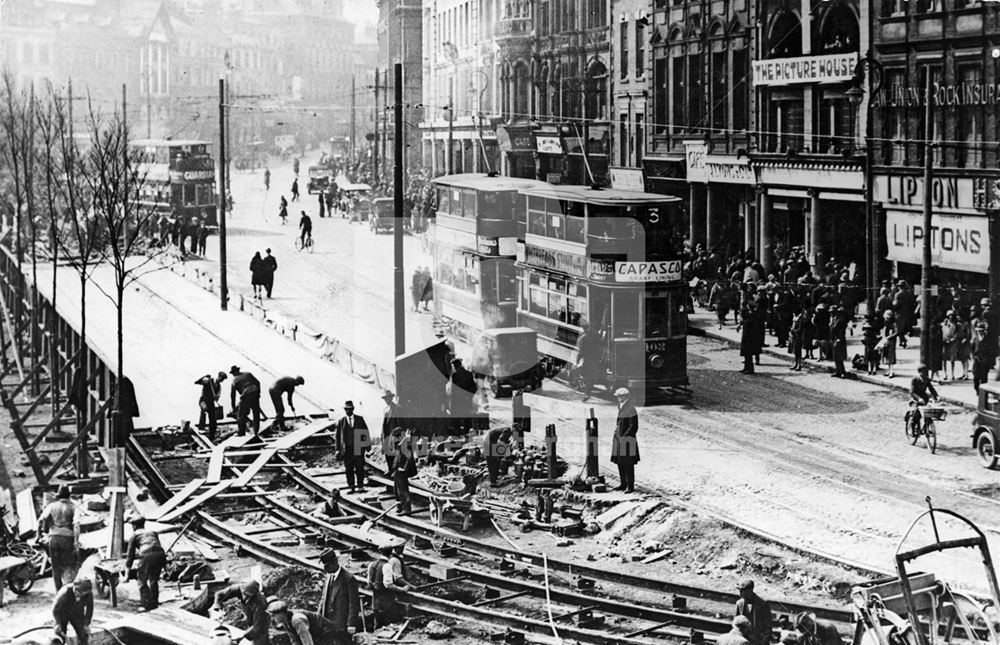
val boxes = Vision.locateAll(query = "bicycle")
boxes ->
[294,233,314,253]
[905,401,946,454]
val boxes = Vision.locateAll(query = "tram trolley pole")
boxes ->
[545,424,558,480]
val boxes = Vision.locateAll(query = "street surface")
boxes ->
[36,152,992,591]
[198,155,437,369]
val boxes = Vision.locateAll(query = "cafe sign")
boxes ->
[615,260,683,283]
[886,210,989,274]
[752,53,858,86]
[684,142,754,185]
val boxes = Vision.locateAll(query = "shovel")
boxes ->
[360,501,400,532]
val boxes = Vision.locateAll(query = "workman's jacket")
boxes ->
[736,595,773,645]
[52,584,93,623]
[284,611,337,645]
[318,567,360,629]
[125,529,165,569]
[215,583,270,645]
[38,499,77,539]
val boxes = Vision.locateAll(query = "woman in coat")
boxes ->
[249,252,264,298]
[610,387,639,493]
[880,310,899,378]
[739,305,762,375]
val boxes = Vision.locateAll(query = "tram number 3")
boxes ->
[648,209,660,224]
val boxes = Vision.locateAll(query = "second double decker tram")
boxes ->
[515,184,689,398]
[431,174,551,342]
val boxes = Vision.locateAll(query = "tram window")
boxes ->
[437,188,451,214]
[529,287,547,316]
[462,190,476,218]
[517,276,526,310]
[549,213,564,238]
[529,273,542,287]
[549,294,568,322]
[183,184,196,205]
[645,295,670,339]
[566,297,584,327]
[528,211,546,236]
[499,273,516,303]
[481,192,502,219]
[566,214,585,243]
[671,295,687,337]
[547,275,565,292]
[613,292,641,338]
[196,185,212,206]
[528,195,546,212]
[452,189,463,214]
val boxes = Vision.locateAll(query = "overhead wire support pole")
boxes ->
[218,78,229,311]
[393,63,405,358]
[374,69,380,183]
[350,76,357,165]
[919,69,933,367]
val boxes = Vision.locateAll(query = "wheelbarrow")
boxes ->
[427,481,489,532]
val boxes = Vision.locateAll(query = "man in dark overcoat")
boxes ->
[317,549,360,645]
[611,387,639,493]
[335,400,370,492]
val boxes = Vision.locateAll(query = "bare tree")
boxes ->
[0,73,31,366]
[82,100,172,447]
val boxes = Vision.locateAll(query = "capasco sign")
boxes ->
[615,260,683,282]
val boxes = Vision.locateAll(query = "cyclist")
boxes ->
[298,210,312,248]
[908,364,939,434]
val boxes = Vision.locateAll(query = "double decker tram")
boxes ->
[515,184,690,400]
[430,174,551,342]
[130,139,218,225]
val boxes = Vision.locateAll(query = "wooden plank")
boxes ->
[152,478,206,521]
[233,448,278,487]
[15,488,36,539]
[272,418,334,450]
[159,479,234,523]
[207,434,254,484]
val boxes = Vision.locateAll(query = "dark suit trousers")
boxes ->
[344,450,366,488]
[617,463,635,490]
[198,398,217,440]
[237,391,261,436]
[137,549,166,609]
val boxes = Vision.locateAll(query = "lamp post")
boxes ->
[848,55,883,319]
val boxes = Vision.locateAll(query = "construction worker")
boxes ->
[380,541,412,625]
[794,612,842,645]
[229,366,263,438]
[124,515,167,610]
[366,545,392,628]
[317,549,360,644]
[390,428,417,514]
[269,375,304,431]
[717,616,752,645]
[314,489,344,519]
[735,580,773,645]
[214,579,270,645]
[266,599,339,645]
[52,578,93,645]
[380,390,401,472]
[195,371,227,441]
[37,485,78,589]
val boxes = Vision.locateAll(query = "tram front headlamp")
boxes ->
[649,354,665,369]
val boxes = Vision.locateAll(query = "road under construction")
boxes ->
[0,245,997,645]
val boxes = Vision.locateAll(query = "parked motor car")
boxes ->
[972,382,1000,468]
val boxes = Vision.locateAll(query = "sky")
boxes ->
[342,1,378,25]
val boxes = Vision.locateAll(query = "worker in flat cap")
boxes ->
[794,612,842,645]
[37,485,79,589]
[213,579,270,645]
[317,549,360,643]
[735,579,772,645]
[124,515,167,610]
[334,400,370,492]
[267,598,340,645]
[52,578,93,645]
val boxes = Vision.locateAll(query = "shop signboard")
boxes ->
[874,175,976,211]
[610,168,645,192]
[497,125,535,153]
[477,235,518,257]
[885,210,989,274]
[614,260,684,282]
[523,244,588,276]
[536,136,564,154]
[587,259,617,281]
[683,142,754,184]
[752,53,858,86]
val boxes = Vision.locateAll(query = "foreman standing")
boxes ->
[37,485,78,589]
[380,390,402,472]
[317,549,360,645]
[611,388,639,493]
[335,400,370,492]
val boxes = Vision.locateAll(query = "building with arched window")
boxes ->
[750,0,867,276]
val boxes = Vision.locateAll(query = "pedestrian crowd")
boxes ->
[685,243,998,390]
